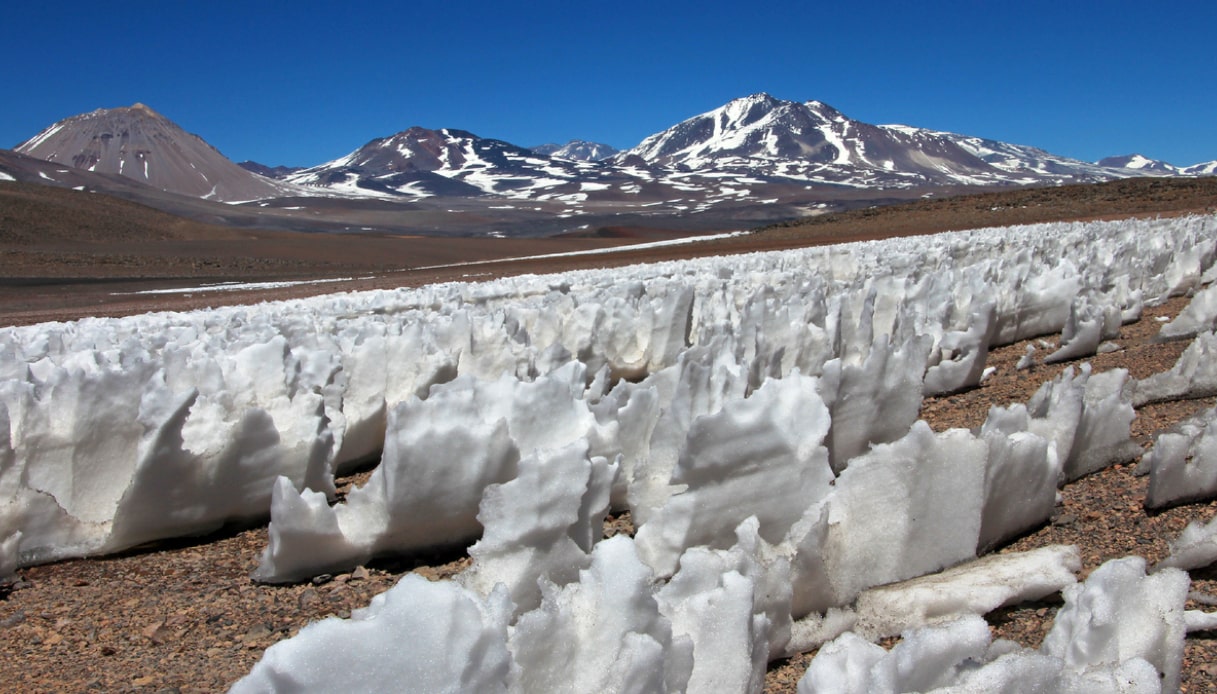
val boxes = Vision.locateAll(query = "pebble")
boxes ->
[242,624,271,644]
[0,610,26,628]
[296,588,321,610]
[1051,513,1077,527]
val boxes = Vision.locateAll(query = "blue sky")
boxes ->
[4,1,1214,167]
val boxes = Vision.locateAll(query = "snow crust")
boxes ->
[2,214,1217,685]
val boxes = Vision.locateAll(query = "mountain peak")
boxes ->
[738,92,779,104]
[1097,153,1177,173]
[129,102,158,116]
[16,104,290,201]
[530,140,619,161]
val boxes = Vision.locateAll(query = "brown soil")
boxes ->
[1,177,1216,692]
[3,176,1215,328]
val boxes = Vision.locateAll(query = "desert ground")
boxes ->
[1,176,1216,692]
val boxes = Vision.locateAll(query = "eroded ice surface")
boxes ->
[1131,330,1217,406]
[1158,282,1217,340]
[2,215,1209,568]
[1141,404,1217,509]
[798,557,1190,694]
[1,215,1215,688]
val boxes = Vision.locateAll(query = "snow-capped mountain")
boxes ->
[283,94,1145,207]
[914,130,1133,181]
[1098,154,1178,173]
[1094,154,1217,177]
[14,104,293,202]
[284,126,630,200]
[1183,161,1217,176]
[618,93,1136,188]
[530,140,619,161]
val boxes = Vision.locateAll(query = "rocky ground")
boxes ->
[1,177,1216,692]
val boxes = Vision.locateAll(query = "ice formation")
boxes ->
[1157,514,1217,571]
[847,545,1081,641]
[1141,404,1217,509]
[798,557,1190,693]
[1130,330,1217,406]
[229,574,514,693]
[0,214,1215,688]
[2,215,1207,568]
[1158,282,1217,340]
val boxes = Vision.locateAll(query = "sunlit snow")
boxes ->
[2,214,1217,691]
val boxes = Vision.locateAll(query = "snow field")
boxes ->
[2,215,1217,691]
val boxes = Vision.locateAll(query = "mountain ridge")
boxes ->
[8,95,1216,236]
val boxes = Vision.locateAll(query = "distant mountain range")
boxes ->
[1097,153,1217,176]
[529,141,619,161]
[5,94,1215,236]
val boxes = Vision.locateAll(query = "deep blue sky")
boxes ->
[4,1,1214,167]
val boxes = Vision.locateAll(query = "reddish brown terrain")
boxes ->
[4,176,1215,326]
[1,176,1216,692]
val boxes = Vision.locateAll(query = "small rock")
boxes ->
[242,623,271,643]
[143,621,173,645]
[311,573,333,586]
[351,566,370,581]
[0,610,26,628]
[297,588,321,610]
[1052,513,1077,527]
[100,645,117,656]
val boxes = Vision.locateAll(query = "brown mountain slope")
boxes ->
[15,104,289,202]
